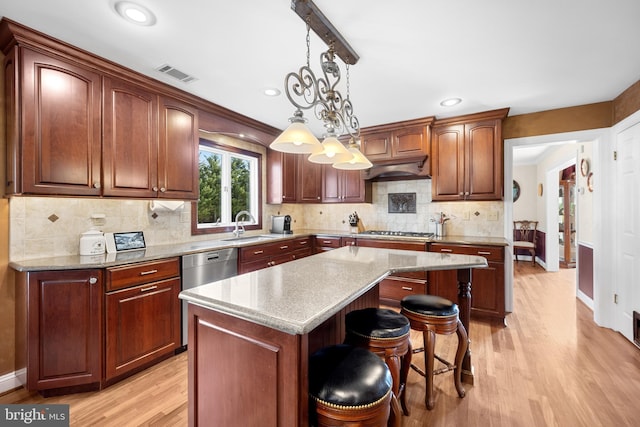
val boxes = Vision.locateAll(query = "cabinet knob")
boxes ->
[317,196,320,200]
[459,192,464,196]
[153,186,159,192]
[465,191,470,196]
[160,187,166,193]
[89,277,98,284]
[93,182,101,189]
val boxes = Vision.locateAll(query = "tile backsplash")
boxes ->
[9,180,504,261]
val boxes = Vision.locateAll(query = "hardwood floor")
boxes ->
[2,262,640,426]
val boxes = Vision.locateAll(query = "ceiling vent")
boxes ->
[156,64,197,83]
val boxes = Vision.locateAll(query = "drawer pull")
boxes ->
[401,287,413,291]
[440,249,453,253]
[299,241,308,245]
[280,245,289,250]
[139,269,158,276]
[89,277,98,285]
[140,285,158,292]
[253,250,264,255]
[322,240,332,244]
[477,251,491,255]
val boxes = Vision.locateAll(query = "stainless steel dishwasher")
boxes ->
[181,248,238,347]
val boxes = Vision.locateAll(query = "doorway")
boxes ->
[558,165,576,268]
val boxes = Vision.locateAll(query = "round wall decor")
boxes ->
[580,158,590,177]
[587,172,594,192]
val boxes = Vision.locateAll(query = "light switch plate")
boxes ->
[488,211,499,221]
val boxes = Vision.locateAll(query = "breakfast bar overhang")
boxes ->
[179,246,488,427]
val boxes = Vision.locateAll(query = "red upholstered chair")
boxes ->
[513,220,538,266]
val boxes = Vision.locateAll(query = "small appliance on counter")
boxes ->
[79,228,106,255]
[270,215,292,234]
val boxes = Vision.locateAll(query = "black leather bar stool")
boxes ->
[309,344,394,427]
[344,308,411,419]
[400,294,468,410]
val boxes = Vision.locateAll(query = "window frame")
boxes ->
[191,138,262,235]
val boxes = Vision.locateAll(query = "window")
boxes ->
[192,139,261,235]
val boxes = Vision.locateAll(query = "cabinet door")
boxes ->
[4,47,19,195]
[267,150,297,203]
[158,96,199,199]
[298,156,323,202]
[321,164,341,202]
[26,270,102,391]
[392,125,428,159]
[465,119,502,200]
[105,277,180,382]
[322,166,368,203]
[20,48,102,195]
[103,77,158,197]
[431,124,465,200]
[361,131,392,161]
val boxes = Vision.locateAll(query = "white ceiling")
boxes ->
[1,0,640,139]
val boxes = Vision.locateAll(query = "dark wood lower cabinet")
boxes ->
[187,286,379,427]
[238,237,313,274]
[104,277,181,383]
[15,269,103,394]
[429,243,506,323]
[355,238,428,306]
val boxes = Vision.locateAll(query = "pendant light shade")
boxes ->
[333,145,373,170]
[270,111,322,154]
[308,135,353,164]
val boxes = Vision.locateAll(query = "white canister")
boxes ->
[79,229,106,255]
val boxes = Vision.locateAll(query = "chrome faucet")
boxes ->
[233,210,255,237]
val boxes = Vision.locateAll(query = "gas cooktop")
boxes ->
[359,230,434,238]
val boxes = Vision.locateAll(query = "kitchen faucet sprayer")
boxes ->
[233,210,256,237]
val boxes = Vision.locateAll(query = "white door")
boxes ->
[615,122,640,340]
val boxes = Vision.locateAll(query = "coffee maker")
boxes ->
[270,215,292,234]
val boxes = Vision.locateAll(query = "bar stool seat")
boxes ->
[345,308,411,420]
[309,344,393,427]
[400,294,468,410]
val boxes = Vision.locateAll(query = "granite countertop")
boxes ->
[9,229,508,272]
[179,246,488,335]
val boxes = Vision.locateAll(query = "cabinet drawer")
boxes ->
[429,243,504,262]
[380,277,426,301]
[314,236,341,249]
[106,258,180,291]
[239,239,301,262]
[357,238,426,252]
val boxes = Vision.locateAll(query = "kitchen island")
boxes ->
[179,246,487,427]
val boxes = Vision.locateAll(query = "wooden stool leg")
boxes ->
[385,350,401,397]
[399,340,411,416]
[423,328,436,410]
[388,392,401,427]
[454,320,468,398]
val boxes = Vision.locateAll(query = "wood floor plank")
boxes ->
[2,262,640,426]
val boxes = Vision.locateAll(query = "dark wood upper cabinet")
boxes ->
[14,47,102,196]
[158,96,199,199]
[297,156,323,202]
[2,19,279,200]
[322,165,371,203]
[431,108,509,201]
[102,77,158,198]
[360,118,433,164]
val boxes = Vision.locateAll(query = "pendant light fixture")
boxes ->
[270,0,372,170]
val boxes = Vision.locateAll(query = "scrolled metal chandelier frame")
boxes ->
[270,3,372,170]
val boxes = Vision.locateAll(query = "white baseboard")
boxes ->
[0,370,23,395]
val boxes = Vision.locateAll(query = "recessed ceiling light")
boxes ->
[114,1,156,26]
[440,97,462,107]
[264,88,281,97]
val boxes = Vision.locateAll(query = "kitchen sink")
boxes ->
[222,235,282,242]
